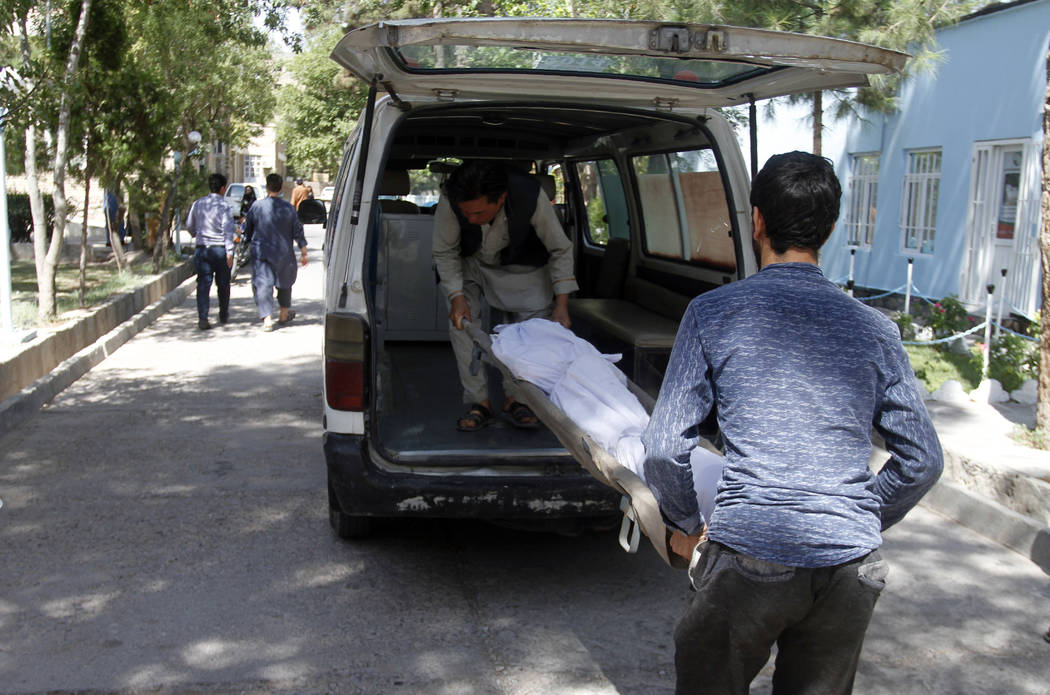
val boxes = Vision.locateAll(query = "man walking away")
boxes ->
[290,178,311,210]
[244,172,308,332]
[642,151,944,695]
[185,173,235,330]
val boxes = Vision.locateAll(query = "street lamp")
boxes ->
[172,130,202,258]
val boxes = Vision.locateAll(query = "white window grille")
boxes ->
[844,153,879,247]
[900,149,941,254]
[243,155,261,181]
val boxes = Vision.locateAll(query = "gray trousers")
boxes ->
[675,541,887,695]
[449,273,552,405]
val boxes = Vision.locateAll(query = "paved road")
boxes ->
[1,228,1048,694]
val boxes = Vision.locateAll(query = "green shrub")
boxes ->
[927,295,974,347]
[987,332,1038,392]
[892,312,916,340]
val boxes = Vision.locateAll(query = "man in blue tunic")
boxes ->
[244,173,308,332]
[642,151,943,695]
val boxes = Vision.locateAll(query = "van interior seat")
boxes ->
[379,169,420,214]
[534,173,556,201]
[571,273,690,352]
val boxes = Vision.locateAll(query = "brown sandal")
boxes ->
[457,403,494,431]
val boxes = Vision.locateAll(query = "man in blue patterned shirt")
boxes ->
[184,173,236,330]
[641,151,943,694]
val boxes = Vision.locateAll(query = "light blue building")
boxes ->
[807,0,1049,318]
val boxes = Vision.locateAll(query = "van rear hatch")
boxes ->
[330,17,907,109]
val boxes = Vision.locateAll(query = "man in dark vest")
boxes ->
[433,160,577,431]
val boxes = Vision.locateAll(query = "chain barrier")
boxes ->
[901,321,988,346]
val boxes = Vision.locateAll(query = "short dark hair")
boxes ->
[443,160,509,205]
[266,173,283,193]
[208,173,227,194]
[749,151,841,254]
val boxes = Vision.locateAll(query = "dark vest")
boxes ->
[455,172,550,267]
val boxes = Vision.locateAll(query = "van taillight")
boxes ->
[325,313,368,411]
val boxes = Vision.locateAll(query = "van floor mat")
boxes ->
[376,341,567,456]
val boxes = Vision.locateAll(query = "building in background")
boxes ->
[816,0,1049,319]
[745,0,1048,319]
[203,124,288,191]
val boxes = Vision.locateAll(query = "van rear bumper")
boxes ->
[324,432,621,518]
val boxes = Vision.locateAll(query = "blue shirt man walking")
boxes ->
[243,173,307,332]
[184,173,235,330]
[641,151,943,694]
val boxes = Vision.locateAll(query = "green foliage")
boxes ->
[987,332,1039,393]
[905,344,982,393]
[5,193,55,243]
[927,295,974,344]
[892,311,916,340]
[277,24,366,175]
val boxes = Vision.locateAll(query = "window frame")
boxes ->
[899,148,942,256]
[629,147,736,273]
[844,152,879,249]
[572,157,629,249]
[243,154,262,182]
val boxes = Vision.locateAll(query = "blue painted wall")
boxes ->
[814,0,1049,303]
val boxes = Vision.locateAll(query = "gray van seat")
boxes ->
[379,169,419,214]
[571,277,690,350]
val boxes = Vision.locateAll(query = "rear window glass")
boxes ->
[393,46,765,87]
[575,159,629,247]
[633,149,735,272]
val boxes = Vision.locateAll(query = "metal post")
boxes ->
[983,284,995,378]
[903,257,914,316]
[847,248,856,297]
[0,108,13,336]
[994,268,1007,341]
[748,94,758,180]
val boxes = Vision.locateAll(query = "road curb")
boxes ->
[0,273,196,440]
[922,477,1050,574]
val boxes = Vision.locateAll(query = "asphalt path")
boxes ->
[1,226,1048,694]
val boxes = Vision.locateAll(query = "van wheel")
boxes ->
[328,481,372,539]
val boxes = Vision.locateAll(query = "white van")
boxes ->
[321,18,904,538]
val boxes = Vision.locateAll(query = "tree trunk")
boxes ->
[20,19,51,324]
[812,91,823,156]
[1037,44,1050,430]
[42,0,93,320]
[153,176,176,273]
[79,166,90,306]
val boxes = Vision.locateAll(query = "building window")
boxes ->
[844,153,878,248]
[243,155,261,181]
[900,149,941,254]
[212,141,225,155]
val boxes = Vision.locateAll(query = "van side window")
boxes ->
[324,132,358,262]
[633,149,735,272]
[575,159,629,247]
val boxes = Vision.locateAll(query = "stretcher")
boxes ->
[463,320,689,570]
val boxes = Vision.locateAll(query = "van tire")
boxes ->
[328,481,372,539]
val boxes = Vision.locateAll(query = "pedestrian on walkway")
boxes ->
[184,173,235,330]
[290,178,312,210]
[642,151,944,695]
[244,172,308,332]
